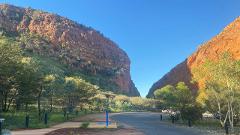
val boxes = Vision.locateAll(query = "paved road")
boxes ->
[111,112,205,135]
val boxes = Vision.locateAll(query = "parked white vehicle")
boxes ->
[202,111,214,118]
[161,109,169,113]
[162,109,180,115]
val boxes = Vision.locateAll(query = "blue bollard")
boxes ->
[106,110,109,127]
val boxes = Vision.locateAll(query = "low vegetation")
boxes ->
[81,122,90,128]
[154,82,203,124]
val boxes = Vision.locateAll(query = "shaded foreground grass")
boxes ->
[1,110,88,130]
[165,117,240,135]
[193,119,240,135]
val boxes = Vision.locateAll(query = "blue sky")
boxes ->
[1,0,240,97]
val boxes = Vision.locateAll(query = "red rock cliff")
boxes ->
[148,17,240,97]
[0,4,140,96]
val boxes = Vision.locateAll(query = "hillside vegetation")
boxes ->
[0,4,139,96]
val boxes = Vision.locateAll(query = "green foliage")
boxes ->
[17,57,43,108]
[193,52,240,128]
[80,122,90,128]
[181,104,203,122]
[62,76,99,112]
[154,85,176,107]
[0,36,99,114]
[175,82,194,108]
[2,110,85,130]
[154,82,203,122]
[0,37,23,112]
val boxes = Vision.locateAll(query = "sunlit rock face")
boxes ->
[148,17,240,97]
[0,4,140,96]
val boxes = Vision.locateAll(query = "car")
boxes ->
[202,111,214,119]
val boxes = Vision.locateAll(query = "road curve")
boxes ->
[111,112,205,135]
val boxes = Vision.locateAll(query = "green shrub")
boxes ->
[181,104,203,123]
[80,122,89,128]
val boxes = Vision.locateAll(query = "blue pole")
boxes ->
[106,110,109,127]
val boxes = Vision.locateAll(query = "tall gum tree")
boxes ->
[193,52,240,129]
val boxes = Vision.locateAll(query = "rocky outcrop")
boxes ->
[147,17,240,97]
[0,4,140,96]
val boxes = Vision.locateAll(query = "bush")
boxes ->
[80,122,89,128]
[181,104,203,123]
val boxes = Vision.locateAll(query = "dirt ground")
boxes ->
[45,128,144,135]
[72,113,106,122]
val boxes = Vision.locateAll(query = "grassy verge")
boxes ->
[1,110,88,130]
[80,122,90,128]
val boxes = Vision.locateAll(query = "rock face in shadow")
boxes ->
[148,17,240,97]
[0,4,139,96]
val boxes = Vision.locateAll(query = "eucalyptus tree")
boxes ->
[0,37,22,112]
[64,77,98,112]
[42,74,56,112]
[17,57,42,113]
[92,92,106,112]
[193,52,240,129]
[154,85,177,109]
[154,82,202,123]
